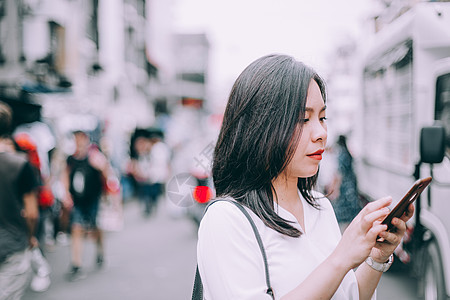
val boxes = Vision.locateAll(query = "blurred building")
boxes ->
[172,33,209,110]
[372,0,450,32]
[163,33,211,171]
[0,0,215,170]
[0,0,175,164]
[324,39,360,144]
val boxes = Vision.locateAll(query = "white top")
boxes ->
[135,141,171,184]
[197,192,375,300]
[147,141,171,183]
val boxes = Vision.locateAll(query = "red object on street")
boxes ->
[38,186,54,208]
[193,186,212,204]
[14,133,41,168]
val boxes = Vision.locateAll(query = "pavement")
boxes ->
[23,198,199,300]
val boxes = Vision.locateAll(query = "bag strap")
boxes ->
[192,266,203,300]
[192,199,274,300]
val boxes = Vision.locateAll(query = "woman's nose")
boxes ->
[312,120,327,142]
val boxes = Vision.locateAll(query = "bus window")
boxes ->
[435,73,450,152]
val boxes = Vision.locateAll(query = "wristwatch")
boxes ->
[365,254,394,272]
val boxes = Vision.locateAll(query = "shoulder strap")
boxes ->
[192,199,274,300]
[192,266,203,300]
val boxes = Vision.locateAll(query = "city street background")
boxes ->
[0,0,448,299]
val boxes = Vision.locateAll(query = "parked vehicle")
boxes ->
[355,3,450,299]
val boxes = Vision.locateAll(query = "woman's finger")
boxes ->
[390,217,407,234]
[378,230,400,245]
[400,203,415,222]
[366,223,388,241]
[363,207,390,226]
[359,201,391,232]
[362,196,392,215]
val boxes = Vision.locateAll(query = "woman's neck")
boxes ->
[272,174,306,231]
[272,174,300,206]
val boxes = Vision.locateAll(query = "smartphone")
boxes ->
[381,177,432,230]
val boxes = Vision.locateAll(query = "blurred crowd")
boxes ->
[0,98,184,299]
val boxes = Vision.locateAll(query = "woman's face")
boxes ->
[285,79,327,179]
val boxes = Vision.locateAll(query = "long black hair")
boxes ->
[212,54,327,238]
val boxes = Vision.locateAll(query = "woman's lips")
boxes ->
[307,149,324,160]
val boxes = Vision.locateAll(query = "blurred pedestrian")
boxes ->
[330,135,362,233]
[195,54,413,299]
[12,132,53,292]
[0,102,39,300]
[13,132,55,250]
[128,128,170,217]
[145,129,171,211]
[122,128,147,203]
[129,130,153,216]
[62,129,109,281]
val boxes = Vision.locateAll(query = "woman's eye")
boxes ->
[303,119,310,123]
[320,117,327,122]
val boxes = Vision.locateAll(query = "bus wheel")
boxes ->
[423,241,446,300]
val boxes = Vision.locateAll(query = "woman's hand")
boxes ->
[370,203,414,263]
[332,197,392,270]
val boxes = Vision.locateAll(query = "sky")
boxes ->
[173,0,377,106]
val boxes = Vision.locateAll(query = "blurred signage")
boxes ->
[181,97,203,109]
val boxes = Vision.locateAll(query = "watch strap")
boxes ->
[365,254,394,272]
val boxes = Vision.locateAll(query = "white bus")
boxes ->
[356,3,450,299]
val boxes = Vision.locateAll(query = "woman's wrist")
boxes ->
[365,254,394,272]
[369,250,392,264]
[328,251,352,273]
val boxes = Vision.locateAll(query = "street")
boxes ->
[23,198,420,300]
[23,199,198,300]
[379,271,418,300]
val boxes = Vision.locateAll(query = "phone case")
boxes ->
[381,177,432,230]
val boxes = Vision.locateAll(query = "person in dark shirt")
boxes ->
[63,130,109,281]
[331,135,363,233]
[0,102,39,300]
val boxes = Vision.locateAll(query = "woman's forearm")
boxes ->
[355,261,383,300]
[280,252,350,300]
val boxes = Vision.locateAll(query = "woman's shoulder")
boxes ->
[198,198,257,244]
[201,198,248,224]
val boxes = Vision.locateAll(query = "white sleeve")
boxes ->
[197,201,273,300]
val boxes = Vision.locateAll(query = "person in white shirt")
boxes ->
[196,54,413,300]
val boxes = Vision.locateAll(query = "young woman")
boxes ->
[196,54,413,299]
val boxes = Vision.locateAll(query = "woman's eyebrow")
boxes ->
[305,105,327,112]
